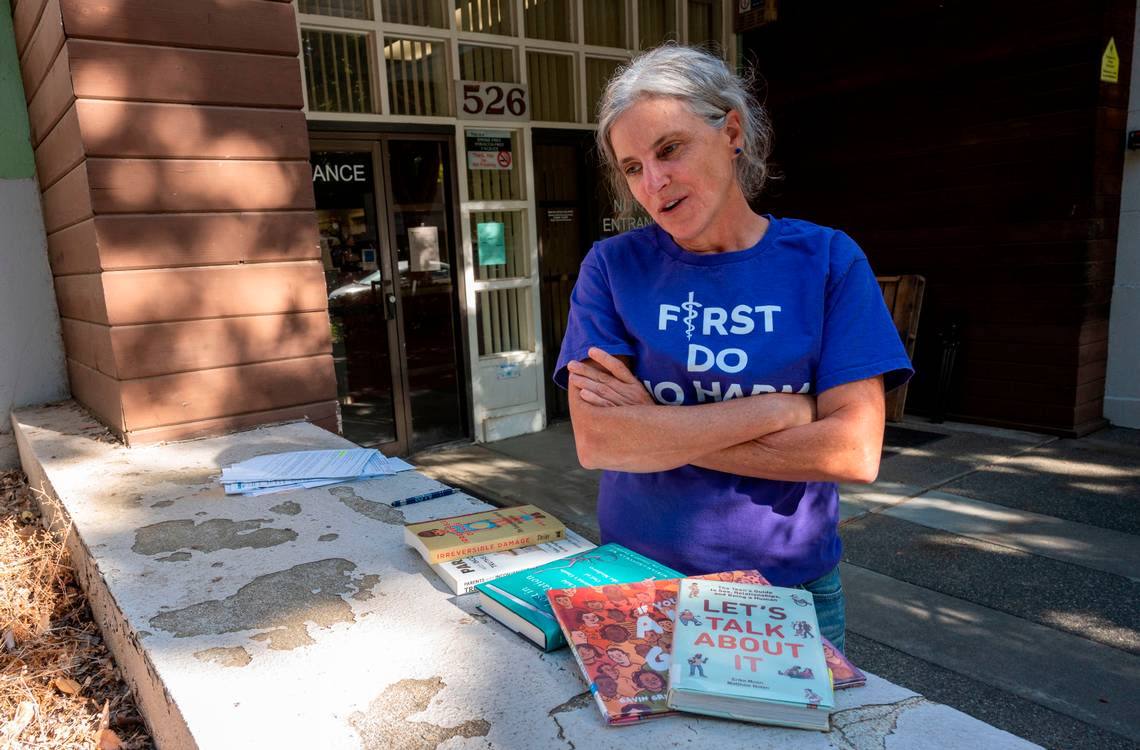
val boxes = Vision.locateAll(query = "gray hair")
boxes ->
[595,44,774,216]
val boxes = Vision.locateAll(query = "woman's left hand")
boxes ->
[566,347,655,407]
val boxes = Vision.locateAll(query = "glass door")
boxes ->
[312,134,469,455]
[382,137,468,451]
[312,143,407,454]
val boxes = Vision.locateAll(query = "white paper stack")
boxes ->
[219,448,414,496]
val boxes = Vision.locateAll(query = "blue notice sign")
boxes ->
[477,222,506,266]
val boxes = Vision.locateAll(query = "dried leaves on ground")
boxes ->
[1,470,153,749]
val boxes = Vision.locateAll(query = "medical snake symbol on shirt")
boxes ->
[681,291,701,340]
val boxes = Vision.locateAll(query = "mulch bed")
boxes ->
[1,469,154,749]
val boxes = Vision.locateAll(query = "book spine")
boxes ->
[427,529,565,564]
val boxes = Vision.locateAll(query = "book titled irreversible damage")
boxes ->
[404,504,566,564]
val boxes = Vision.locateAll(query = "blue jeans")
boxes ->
[794,566,845,654]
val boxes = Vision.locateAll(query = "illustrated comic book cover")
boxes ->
[547,570,766,725]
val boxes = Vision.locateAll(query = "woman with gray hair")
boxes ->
[553,45,913,653]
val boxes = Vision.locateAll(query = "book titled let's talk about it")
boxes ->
[404,505,565,565]
[668,580,835,732]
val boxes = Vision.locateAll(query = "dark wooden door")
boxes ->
[534,130,603,421]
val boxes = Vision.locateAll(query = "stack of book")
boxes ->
[402,506,865,732]
[220,448,413,496]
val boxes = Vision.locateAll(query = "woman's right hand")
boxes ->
[566,348,654,408]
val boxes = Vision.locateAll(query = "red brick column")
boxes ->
[12,0,338,444]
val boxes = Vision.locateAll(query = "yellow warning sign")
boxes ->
[1101,37,1119,83]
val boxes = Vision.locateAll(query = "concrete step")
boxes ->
[13,401,1042,750]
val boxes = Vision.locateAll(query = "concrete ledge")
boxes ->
[13,401,1041,749]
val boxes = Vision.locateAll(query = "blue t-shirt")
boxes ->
[554,217,913,586]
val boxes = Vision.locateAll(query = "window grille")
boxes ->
[526,51,576,122]
[303,30,376,113]
[385,37,451,116]
[298,0,373,21]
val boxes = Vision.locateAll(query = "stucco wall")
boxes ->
[1105,6,1140,429]
[1,5,68,467]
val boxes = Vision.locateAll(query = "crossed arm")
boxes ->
[567,347,885,483]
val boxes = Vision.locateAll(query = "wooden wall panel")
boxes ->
[53,273,107,324]
[12,0,50,55]
[59,318,116,377]
[100,262,328,325]
[744,0,1135,435]
[92,212,319,270]
[40,160,92,232]
[110,312,333,379]
[34,104,83,189]
[125,399,339,446]
[25,45,73,144]
[75,101,310,160]
[46,219,100,276]
[86,159,314,214]
[119,355,337,431]
[58,0,299,56]
[14,0,337,446]
[66,359,125,435]
[67,39,304,108]
[18,0,64,100]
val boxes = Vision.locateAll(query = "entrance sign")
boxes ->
[409,226,441,271]
[311,152,375,208]
[477,222,507,266]
[458,81,529,121]
[466,130,513,171]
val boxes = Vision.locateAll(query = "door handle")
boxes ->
[370,281,398,320]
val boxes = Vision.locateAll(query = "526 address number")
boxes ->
[458,81,529,121]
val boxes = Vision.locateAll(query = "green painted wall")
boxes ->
[0,5,36,179]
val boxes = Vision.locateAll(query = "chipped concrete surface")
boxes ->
[133,518,297,557]
[11,401,1042,750]
[349,677,491,749]
[269,500,301,516]
[194,646,252,668]
[150,558,374,649]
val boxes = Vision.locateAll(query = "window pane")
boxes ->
[459,44,518,83]
[303,30,376,114]
[583,0,625,47]
[473,211,528,280]
[638,0,678,48]
[477,287,535,354]
[455,0,515,35]
[381,0,446,27]
[466,129,522,200]
[524,0,573,43]
[298,0,374,20]
[526,51,576,122]
[586,57,623,123]
[384,38,451,116]
[687,0,722,50]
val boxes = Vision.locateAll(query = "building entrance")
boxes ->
[311,134,469,455]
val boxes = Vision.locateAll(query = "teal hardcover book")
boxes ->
[476,543,681,652]
[667,579,835,731]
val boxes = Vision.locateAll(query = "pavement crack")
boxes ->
[830,696,931,750]
[548,691,591,750]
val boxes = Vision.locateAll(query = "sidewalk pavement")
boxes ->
[412,418,1140,750]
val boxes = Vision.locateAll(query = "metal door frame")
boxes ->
[311,130,472,455]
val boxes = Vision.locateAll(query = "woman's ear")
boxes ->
[723,109,744,150]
